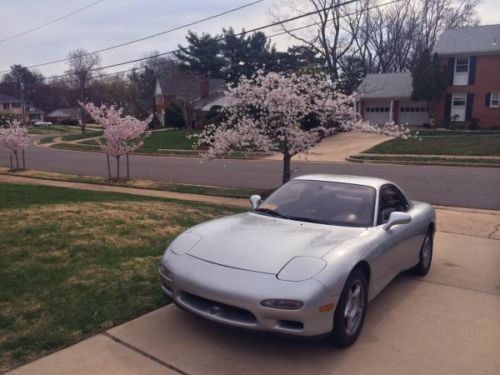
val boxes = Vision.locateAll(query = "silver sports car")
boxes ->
[159,175,436,346]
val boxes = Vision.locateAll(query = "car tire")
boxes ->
[413,229,434,276]
[330,268,368,347]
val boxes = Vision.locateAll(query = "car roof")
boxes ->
[292,174,392,190]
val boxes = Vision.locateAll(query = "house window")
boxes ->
[455,58,469,73]
[366,106,389,113]
[452,94,466,107]
[12,103,22,108]
[491,92,500,108]
[2,103,9,109]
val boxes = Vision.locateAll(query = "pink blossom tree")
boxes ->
[81,103,152,180]
[0,120,31,170]
[193,70,410,183]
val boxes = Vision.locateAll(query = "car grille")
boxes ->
[179,292,257,325]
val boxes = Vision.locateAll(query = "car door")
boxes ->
[373,185,415,289]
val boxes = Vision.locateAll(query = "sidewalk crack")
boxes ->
[103,332,189,375]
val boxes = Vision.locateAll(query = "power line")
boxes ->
[26,0,362,82]
[267,0,402,40]
[21,0,401,86]
[0,0,264,74]
[0,0,106,44]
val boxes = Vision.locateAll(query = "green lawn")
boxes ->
[411,130,500,137]
[365,135,500,156]
[0,183,240,372]
[140,129,198,151]
[29,125,80,134]
[60,130,103,142]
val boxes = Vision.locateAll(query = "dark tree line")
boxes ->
[174,28,324,82]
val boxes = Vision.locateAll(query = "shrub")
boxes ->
[164,103,185,129]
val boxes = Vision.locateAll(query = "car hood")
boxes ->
[185,212,366,274]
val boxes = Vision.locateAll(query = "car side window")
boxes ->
[377,185,409,225]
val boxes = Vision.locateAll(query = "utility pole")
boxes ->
[20,78,26,125]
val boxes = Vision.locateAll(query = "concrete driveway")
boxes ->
[10,217,500,374]
[264,132,388,162]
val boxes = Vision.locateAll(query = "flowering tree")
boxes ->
[82,103,152,180]
[0,120,31,170]
[193,71,410,183]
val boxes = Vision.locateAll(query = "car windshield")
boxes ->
[255,180,376,227]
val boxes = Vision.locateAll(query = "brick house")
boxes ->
[356,24,500,129]
[0,92,45,123]
[432,24,500,128]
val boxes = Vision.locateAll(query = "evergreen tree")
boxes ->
[411,49,448,117]
[174,31,225,78]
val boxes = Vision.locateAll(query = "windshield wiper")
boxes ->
[285,216,325,224]
[254,208,289,219]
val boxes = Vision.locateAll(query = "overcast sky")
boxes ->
[0,0,499,78]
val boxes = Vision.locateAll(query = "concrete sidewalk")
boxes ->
[9,231,500,375]
[0,174,248,208]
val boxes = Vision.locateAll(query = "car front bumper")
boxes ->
[160,252,339,337]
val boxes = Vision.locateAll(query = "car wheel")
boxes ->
[413,229,434,276]
[331,268,368,347]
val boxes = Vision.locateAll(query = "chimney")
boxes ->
[200,77,209,98]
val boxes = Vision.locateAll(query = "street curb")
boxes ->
[45,143,272,160]
[346,157,500,168]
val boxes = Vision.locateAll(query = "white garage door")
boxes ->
[399,101,430,125]
[364,101,391,125]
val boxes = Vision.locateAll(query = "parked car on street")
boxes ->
[32,121,53,126]
[159,175,436,346]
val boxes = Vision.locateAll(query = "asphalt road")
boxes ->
[2,145,500,209]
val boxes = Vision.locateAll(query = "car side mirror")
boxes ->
[384,211,411,231]
[249,195,262,210]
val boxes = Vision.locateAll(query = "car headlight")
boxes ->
[159,264,173,280]
[260,299,304,310]
[277,256,327,282]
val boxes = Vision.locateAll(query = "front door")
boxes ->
[451,94,466,122]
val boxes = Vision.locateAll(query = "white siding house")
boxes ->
[356,72,430,126]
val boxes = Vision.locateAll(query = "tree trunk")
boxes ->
[116,156,120,181]
[22,149,25,169]
[80,81,86,133]
[126,153,130,181]
[106,153,111,180]
[282,152,292,184]
[9,153,13,170]
[14,150,19,170]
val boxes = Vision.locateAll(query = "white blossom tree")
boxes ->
[82,103,152,180]
[0,120,31,170]
[193,70,409,183]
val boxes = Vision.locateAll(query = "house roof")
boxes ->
[46,108,80,118]
[193,92,237,111]
[0,92,22,103]
[156,75,225,97]
[356,72,412,99]
[433,24,500,55]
